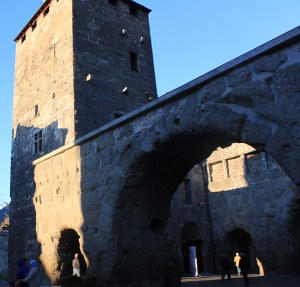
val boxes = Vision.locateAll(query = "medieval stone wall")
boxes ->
[10,0,157,280]
[29,29,300,285]
[0,230,8,276]
[206,143,298,275]
[73,0,157,137]
[10,0,300,285]
[167,165,214,274]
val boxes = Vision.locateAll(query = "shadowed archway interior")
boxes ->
[57,229,87,279]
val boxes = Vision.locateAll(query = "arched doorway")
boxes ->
[181,222,203,276]
[225,229,259,274]
[57,229,87,279]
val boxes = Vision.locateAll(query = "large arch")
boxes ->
[109,98,300,285]
[31,36,300,286]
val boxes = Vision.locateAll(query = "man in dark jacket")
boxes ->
[239,253,250,286]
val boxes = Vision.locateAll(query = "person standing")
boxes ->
[15,259,29,286]
[234,252,241,276]
[219,255,231,282]
[239,253,250,286]
[21,260,41,287]
[72,253,80,277]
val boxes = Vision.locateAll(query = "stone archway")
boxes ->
[225,229,259,274]
[109,110,300,285]
[57,229,87,279]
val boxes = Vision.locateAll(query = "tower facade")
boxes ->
[10,0,156,277]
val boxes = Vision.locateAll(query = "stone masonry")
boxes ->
[10,0,156,281]
[10,0,300,286]
[0,231,8,277]
[30,27,300,285]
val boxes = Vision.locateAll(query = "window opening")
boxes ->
[129,5,138,16]
[34,130,43,154]
[108,0,117,6]
[183,178,192,204]
[43,6,50,17]
[130,52,138,72]
[114,112,123,119]
[34,105,39,117]
[32,22,37,31]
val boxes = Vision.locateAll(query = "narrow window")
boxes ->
[129,5,138,16]
[183,178,192,204]
[108,0,117,6]
[21,34,26,43]
[31,22,37,31]
[114,112,123,119]
[130,52,138,72]
[43,6,50,17]
[34,130,43,154]
[34,105,39,117]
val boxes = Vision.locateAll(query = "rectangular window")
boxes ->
[114,112,123,119]
[34,130,43,154]
[34,105,39,117]
[129,5,138,16]
[183,178,192,204]
[108,0,117,6]
[130,52,138,72]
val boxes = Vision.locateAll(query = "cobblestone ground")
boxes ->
[181,274,300,287]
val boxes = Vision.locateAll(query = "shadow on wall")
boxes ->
[9,122,68,282]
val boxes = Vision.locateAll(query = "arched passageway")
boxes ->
[225,229,259,274]
[111,117,300,285]
[57,229,87,279]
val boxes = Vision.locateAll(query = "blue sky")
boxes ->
[1,0,300,204]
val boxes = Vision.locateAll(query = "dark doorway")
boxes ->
[57,229,87,279]
[225,229,259,274]
[295,212,300,274]
[181,222,204,275]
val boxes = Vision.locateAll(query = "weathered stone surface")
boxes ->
[219,81,274,108]
[265,127,300,185]
[253,52,288,73]
[198,78,227,102]
[227,67,252,88]
[0,230,8,276]
[241,120,272,146]
[274,63,300,94]
[10,0,300,285]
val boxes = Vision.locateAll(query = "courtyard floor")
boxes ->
[181,274,300,287]
[1,274,299,287]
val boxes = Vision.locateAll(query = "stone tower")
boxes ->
[9,0,156,277]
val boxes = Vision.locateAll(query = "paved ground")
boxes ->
[1,275,299,286]
[181,274,300,287]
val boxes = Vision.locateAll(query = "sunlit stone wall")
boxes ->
[207,143,298,275]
